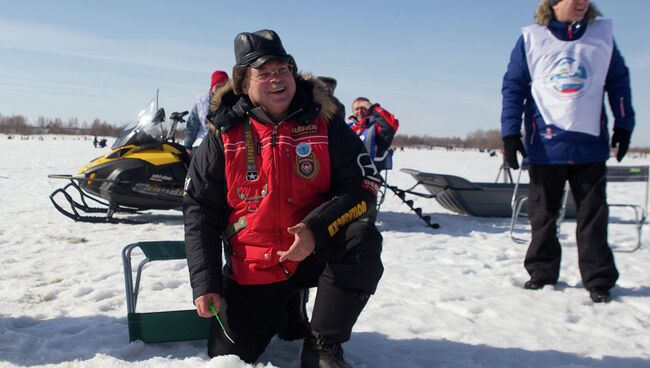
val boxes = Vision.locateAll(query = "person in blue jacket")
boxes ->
[500,0,635,303]
[184,70,229,154]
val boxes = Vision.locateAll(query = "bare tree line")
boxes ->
[0,114,121,136]
[2,113,648,153]
[3,113,501,149]
[393,129,504,151]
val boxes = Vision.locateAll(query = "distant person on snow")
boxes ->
[317,76,346,121]
[500,0,635,303]
[184,70,230,154]
[349,97,399,171]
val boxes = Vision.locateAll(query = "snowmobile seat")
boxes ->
[167,141,192,165]
[122,241,210,343]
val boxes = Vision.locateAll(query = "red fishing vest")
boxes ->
[220,116,331,285]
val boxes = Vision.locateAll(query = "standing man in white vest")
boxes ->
[500,0,635,303]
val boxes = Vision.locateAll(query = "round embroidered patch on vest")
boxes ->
[296,154,318,180]
[296,142,312,157]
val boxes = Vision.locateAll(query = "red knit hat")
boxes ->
[210,70,229,89]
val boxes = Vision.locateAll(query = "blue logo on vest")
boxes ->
[545,56,590,99]
[296,142,312,158]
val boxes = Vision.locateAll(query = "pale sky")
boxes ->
[1,0,649,145]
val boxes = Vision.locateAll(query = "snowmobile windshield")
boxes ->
[112,100,164,149]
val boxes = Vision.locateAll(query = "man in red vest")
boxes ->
[183,29,383,367]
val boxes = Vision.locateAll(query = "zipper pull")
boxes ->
[279,263,292,278]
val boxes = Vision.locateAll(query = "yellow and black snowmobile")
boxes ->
[48,97,189,223]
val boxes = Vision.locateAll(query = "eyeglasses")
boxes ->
[251,65,292,82]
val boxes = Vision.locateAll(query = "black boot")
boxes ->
[589,287,612,303]
[302,282,371,367]
[301,330,352,368]
[523,279,556,290]
[277,288,310,341]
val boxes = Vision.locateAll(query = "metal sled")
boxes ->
[122,241,210,343]
[401,168,577,218]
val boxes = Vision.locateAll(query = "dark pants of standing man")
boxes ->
[207,220,384,363]
[525,162,619,290]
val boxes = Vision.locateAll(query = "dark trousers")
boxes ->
[525,162,618,290]
[207,220,383,363]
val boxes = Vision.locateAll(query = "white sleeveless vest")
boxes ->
[523,19,613,137]
[193,93,211,148]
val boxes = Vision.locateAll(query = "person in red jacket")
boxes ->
[183,29,383,367]
[349,97,399,171]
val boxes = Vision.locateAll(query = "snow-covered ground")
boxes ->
[1,135,649,368]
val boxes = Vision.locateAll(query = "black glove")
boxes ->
[503,135,527,170]
[611,128,631,162]
[368,103,380,117]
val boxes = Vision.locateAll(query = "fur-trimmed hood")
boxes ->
[534,0,601,25]
[206,73,338,131]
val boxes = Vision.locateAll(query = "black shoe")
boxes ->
[523,279,554,290]
[589,287,611,303]
[301,333,352,368]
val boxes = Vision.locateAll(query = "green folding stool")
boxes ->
[122,241,210,343]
